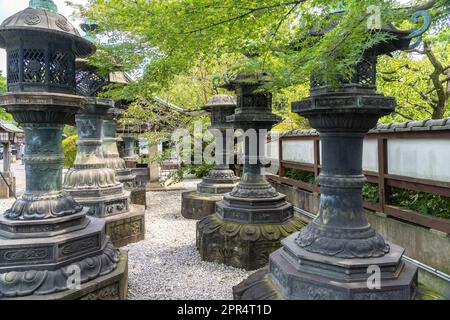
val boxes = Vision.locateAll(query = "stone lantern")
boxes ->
[102,109,137,189]
[0,1,127,299]
[63,97,145,247]
[181,94,239,220]
[122,132,140,163]
[233,11,431,300]
[196,72,305,271]
[116,121,140,167]
[74,29,137,190]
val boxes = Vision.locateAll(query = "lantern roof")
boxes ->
[202,94,236,111]
[0,4,96,57]
[220,71,273,91]
[0,120,23,134]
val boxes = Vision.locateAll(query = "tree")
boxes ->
[378,29,450,121]
[78,1,438,95]
[0,70,6,93]
[0,70,13,121]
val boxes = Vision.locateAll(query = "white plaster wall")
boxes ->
[282,140,315,164]
[388,139,450,182]
[363,139,379,172]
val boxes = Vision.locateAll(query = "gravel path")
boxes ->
[124,188,251,300]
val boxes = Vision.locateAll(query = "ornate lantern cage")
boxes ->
[0,120,22,144]
[0,132,13,144]
[0,3,94,94]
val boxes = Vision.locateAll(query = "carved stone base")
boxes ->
[196,169,239,194]
[130,187,147,207]
[196,213,306,270]
[234,233,419,300]
[0,215,119,298]
[5,250,129,300]
[115,170,136,190]
[67,189,130,218]
[105,205,145,247]
[5,192,83,220]
[181,191,223,220]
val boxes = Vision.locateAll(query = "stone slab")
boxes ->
[130,187,147,208]
[181,191,223,220]
[105,205,146,247]
[268,248,418,300]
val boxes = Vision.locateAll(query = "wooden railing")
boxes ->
[271,126,450,234]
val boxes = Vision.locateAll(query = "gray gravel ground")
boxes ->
[124,188,251,300]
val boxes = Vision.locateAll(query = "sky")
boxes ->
[0,0,88,74]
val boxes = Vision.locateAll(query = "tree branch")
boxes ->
[183,1,306,35]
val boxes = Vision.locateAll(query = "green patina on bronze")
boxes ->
[29,0,57,12]
[197,213,306,271]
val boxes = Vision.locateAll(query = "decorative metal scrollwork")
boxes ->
[406,10,431,50]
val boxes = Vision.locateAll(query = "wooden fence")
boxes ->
[268,119,450,234]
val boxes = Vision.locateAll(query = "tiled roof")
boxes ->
[0,120,23,133]
[370,118,450,133]
[276,118,450,137]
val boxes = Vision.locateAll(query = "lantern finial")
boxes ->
[29,0,58,12]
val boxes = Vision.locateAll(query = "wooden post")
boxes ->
[313,138,320,178]
[377,138,390,212]
[278,136,285,178]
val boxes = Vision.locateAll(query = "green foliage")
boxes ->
[284,168,315,184]
[0,70,6,93]
[362,182,379,202]
[167,162,214,185]
[0,70,13,122]
[79,0,430,98]
[63,125,77,138]
[362,182,450,219]
[390,188,450,220]
[378,42,450,121]
[62,135,78,168]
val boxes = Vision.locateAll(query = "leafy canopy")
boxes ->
[78,0,436,96]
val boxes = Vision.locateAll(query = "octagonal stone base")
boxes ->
[233,233,419,300]
[0,213,120,298]
[67,188,130,218]
[181,191,224,220]
[5,250,128,300]
[196,213,306,271]
[105,205,146,247]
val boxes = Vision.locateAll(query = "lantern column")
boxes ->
[196,73,305,271]
[233,12,431,300]
[181,94,239,220]
[0,0,127,299]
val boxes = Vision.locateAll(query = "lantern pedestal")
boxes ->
[196,74,305,270]
[63,98,145,247]
[0,93,123,299]
[182,166,240,220]
[122,133,139,166]
[233,88,418,299]
[103,117,136,190]
[181,192,224,220]
[182,95,239,220]
[3,250,129,300]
